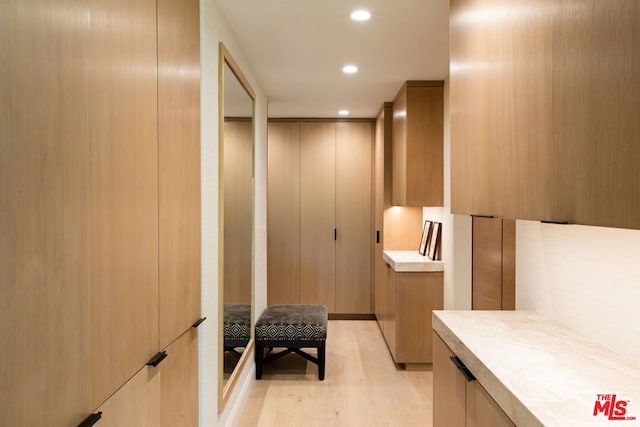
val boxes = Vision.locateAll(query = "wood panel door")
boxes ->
[472,217,516,310]
[96,365,161,427]
[0,0,92,423]
[267,121,301,305]
[161,329,198,427]
[335,122,372,313]
[374,107,390,322]
[88,0,159,407]
[433,333,466,427]
[158,0,201,349]
[466,381,515,427]
[223,120,254,304]
[300,122,336,310]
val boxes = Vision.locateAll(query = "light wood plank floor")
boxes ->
[235,320,433,427]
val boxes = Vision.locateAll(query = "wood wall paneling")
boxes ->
[451,0,640,229]
[395,272,443,363]
[501,219,516,310]
[88,0,159,407]
[433,333,466,427]
[472,216,503,310]
[466,381,515,427]
[335,122,373,313]
[300,122,336,309]
[392,89,408,205]
[223,121,253,304]
[161,329,199,427]
[373,107,389,322]
[157,0,201,349]
[96,365,161,427]
[0,0,91,424]
[267,122,301,305]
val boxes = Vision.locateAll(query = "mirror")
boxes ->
[218,43,255,411]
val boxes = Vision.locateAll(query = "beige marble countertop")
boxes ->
[433,310,640,427]
[382,250,444,272]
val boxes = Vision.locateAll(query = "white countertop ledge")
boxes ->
[383,250,444,272]
[433,310,640,427]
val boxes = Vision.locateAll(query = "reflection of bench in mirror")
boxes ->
[223,303,251,357]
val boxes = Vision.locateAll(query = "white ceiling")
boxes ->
[215,0,450,118]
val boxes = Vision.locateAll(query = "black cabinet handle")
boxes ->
[334,228,337,241]
[541,220,569,225]
[78,412,102,427]
[192,317,207,328]
[450,356,476,382]
[376,230,380,244]
[146,351,168,367]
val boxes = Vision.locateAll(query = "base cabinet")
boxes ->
[434,333,514,427]
[379,265,442,364]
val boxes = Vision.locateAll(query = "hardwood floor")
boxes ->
[235,321,434,426]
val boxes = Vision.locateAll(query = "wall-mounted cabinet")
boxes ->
[450,0,640,230]
[392,81,444,207]
[267,120,373,314]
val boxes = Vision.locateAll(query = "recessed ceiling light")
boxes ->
[342,64,358,74]
[338,110,350,116]
[350,9,371,21]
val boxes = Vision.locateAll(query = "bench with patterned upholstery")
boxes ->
[254,304,328,380]
[223,303,251,356]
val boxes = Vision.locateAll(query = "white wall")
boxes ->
[200,1,268,425]
[516,220,640,361]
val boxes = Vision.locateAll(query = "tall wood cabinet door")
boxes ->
[88,0,159,408]
[158,0,201,349]
[96,365,161,427]
[267,121,301,305]
[374,107,390,322]
[383,263,396,359]
[433,333,465,427]
[472,216,503,310]
[335,122,373,313]
[161,329,198,427]
[223,120,254,304]
[0,0,91,423]
[300,122,336,310]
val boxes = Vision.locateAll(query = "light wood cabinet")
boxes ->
[392,81,444,207]
[472,217,515,310]
[0,0,200,424]
[161,329,199,427]
[434,333,515,427]
[450,0,640,230]
[373,104,423,334]
[381,265,443,364]
[267,120,373,313]
[300,122,337,308]
[267,122,301,305]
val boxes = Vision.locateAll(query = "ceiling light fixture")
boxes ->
[350,9,371,21]
[342,64,358,74]
[338,110,350,116]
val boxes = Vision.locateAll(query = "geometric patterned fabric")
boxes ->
[255,304,328,341]
[223,303,251,340]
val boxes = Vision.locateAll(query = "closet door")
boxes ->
[158,0,201,349]
[335,122,373,313]
[267,121,301,305]
[300,122,336,310]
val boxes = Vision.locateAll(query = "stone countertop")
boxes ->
[382,250,444,272]
[433,310,640,427]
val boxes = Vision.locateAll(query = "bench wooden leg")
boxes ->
[318,341,326,381]
[255,342,263,379]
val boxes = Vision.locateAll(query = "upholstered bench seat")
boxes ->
[255,304,328,380]
[223,303,251,354]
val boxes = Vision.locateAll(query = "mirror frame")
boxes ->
[218,42,256,412]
